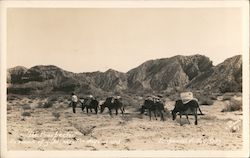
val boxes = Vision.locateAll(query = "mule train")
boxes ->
[77,95,125,116]
[70,93,203,126]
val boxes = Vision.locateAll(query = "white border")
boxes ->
[0,0,249,8]
[0,1,249,158]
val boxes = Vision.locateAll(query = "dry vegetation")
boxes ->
[7,93,243,151]
[221,98,242,112]
[21,111,31,117]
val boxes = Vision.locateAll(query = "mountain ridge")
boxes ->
[7,54,242,95]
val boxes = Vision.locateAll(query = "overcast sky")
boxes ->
[7,8,242,73]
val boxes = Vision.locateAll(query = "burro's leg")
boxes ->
[95,107,98,114]
[73,102,76,113]
[185,113,190,124]
[120,107,124,115]
[194,108,198,125]
[115,108,118,115]
[180,112,182,126]
[154,110,157,120]
[109,108,113,117]
[160,110,165,121]
[149,109,152,121]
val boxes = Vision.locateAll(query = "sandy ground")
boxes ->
[7,97,242,151]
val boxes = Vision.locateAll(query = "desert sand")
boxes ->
[7,96,242,151]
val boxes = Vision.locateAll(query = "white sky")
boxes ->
[7,8,242,73]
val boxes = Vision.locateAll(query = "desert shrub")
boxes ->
[9,95,22,100]
[235,93,242,97]
[64,112,72,118]
[37,102,44,108]
[28,95,37,100]
[43,101,53,108]
[198,96,214,105]
[48,96,58,102]
[64,101,70,106]
[220,81,241,93]
[163,108,172,118]
[7,95,17,101]
[58,99,64,103]
[7,87,33,95]
[52,112,60,120]
[221,98,242,112]
[223,95,231,101]
[122,99,135,107]
[37,122,43,126]
[7,106,12,111]
[22,111,31,117]
[22,104,31,110]
[121,95,141,107]
[222,93,235,101]
[225,92,235,96]
[210,95,218,100]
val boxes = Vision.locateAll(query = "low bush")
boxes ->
[22,112,31,117]
[48,96,58,102]
[7,106,12,111]
[210,95,218,100]
[198,96,214,105]
[221,98,242,112]
[235,93,242,97]
[28,95,37,100]
[37,102,44,108]
[7,95,16,101]
[22,104,31,110]
[43,101,53,108]
[223,95,232,101]
[121,95,141,108]
[220,81,241,93]
[58,99,64,103]
[52,112,60,120]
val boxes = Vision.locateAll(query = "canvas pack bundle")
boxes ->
[180,92,194,104]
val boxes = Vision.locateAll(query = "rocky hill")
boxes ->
[127,55,213,91]
[188,55,242,92]
[7,54,242,95]
[7,66,28,84]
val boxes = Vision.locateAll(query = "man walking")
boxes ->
[71,92,78,113]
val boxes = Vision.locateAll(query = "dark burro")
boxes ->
[172,100,203,126]
[81,98,99,114]
[100,97,125,116]
[140,99,165,121]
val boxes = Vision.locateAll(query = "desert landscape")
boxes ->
[6,54,243,150]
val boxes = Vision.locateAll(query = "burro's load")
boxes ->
[180,92,195,104]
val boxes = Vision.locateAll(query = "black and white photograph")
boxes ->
[0,1,249,158]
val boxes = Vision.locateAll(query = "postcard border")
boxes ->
[1,1,249,158]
